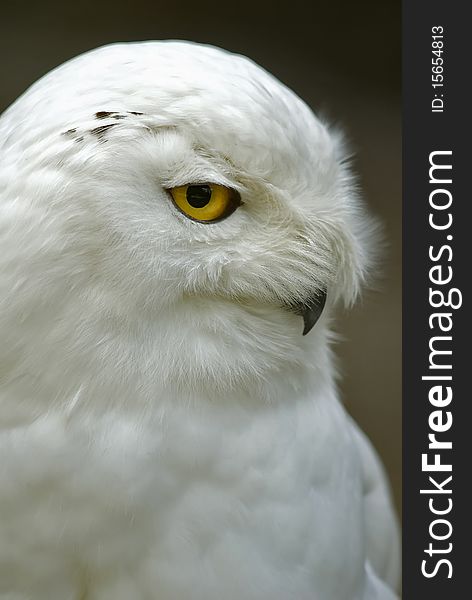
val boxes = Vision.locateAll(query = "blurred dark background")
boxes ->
[0,1,401,514]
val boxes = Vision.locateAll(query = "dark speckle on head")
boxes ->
[95,111,114,120]
[95,111,143,120]
[62,128,77,136]
[90,123,117,140]
[95,111,126,121]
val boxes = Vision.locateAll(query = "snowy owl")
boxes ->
[0,41,399,599]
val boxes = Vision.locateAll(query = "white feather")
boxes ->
[0,41,399,599]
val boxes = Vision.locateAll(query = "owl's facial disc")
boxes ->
[289,290,327,336]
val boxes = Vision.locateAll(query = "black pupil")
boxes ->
[186,185,212,208]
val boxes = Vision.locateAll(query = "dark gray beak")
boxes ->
[290,290,327,336]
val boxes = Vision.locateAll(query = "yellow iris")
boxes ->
[168,183,241,223]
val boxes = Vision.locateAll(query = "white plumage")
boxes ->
[0,41,399,599]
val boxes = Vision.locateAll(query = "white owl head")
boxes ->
[0,41,377,399]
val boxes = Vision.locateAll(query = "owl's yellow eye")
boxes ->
[168,183,241,223]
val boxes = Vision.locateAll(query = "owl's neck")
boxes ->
[2,293,337,424]
[141,299,336,401]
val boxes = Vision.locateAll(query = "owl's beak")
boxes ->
[290,290,327,336]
